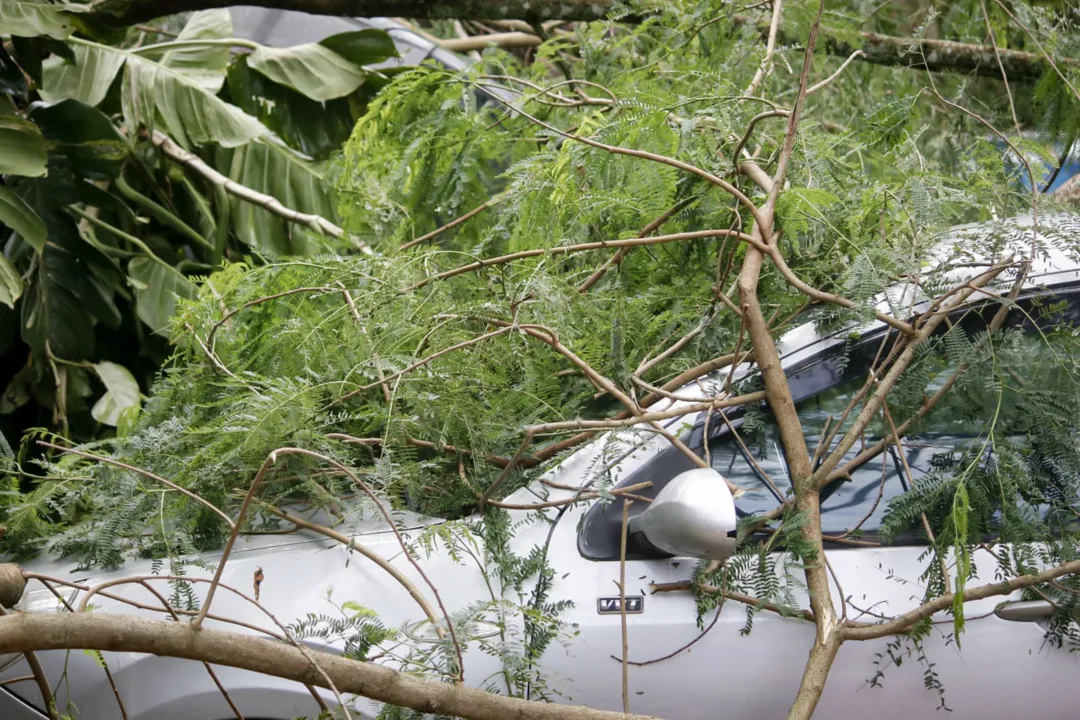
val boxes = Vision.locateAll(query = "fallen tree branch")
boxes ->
[97,4,1073,82]
[0,609,663,720]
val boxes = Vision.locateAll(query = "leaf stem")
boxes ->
[68,206,175,273]
[129,38,261,54]
[114,174,215,252]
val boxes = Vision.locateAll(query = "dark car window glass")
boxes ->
[713,306,1080,538]
[579,284,1080,560]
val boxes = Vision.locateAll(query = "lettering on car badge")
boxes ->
[597,596,644,614]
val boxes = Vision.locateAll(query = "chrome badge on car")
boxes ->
[597,596,644,614]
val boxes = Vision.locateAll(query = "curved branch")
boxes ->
[0,611,662,720]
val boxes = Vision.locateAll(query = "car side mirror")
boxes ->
[627,468,737,561]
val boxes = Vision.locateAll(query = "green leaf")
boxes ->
[248,43,367,102]
[123,49,266,148]
[0,186,46,252]
[158,9,233,93]
[319,29,398,66]
[91,360,141,426]
[0,0,84,39]
[0,114,47,177]
[20,245,98,359]
[40,41,124,107]
[29,98,128,179]
[225,55,363,159]
[215,137,339,254]
[128,256,197,335]
[0,254,23,309]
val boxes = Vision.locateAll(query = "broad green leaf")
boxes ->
[128,256,196,335]
[29,98,128,179]
[91,360,141,426]
[0,186,46,251]
[0,114,47,177]
[40,41,124,106]
[248,43,367,102]
[0,0,85,39]
[215,137,339,254]
[20,245,98,359]
[320,29,398,66]
[225,55,364,159]
[159,9,233,93]
[123,50,266,148]
[0,253,23,308]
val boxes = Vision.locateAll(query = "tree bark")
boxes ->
[0,611,661,720]
[98,1,1071,82]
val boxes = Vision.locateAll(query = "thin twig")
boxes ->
[400,200,496,251]
[619,498,633,715]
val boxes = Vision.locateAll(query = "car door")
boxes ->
[539,282,1080,719]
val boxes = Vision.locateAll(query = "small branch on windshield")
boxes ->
[811,263,1009,489]
[37,442,236,529]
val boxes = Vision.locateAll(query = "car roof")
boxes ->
[227,8,471,71]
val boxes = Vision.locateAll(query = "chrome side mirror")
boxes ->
[628,468,737,560]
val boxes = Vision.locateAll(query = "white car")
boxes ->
[3,212,1080,719]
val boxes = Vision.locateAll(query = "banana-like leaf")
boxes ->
[123,50,266,148]
[248,42,367,102]
[21,244,101,359]
[0,114,47,177]
[0,0,87,39]
[128,256,197,335]
[320,29,399,66]
[91,360,141,426]
[41,38,266,148]
[215,137,339,254]
[0,254,23,309]
[0,186,46,251]
[40,41,124,106]
[158,9,233,93]
[226,55,362,160]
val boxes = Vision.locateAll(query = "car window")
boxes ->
[579,284,1080,560]
[712,293,1080,539]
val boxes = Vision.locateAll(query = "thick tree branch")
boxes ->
[98,4,1072,82]
[0,610,661,720]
